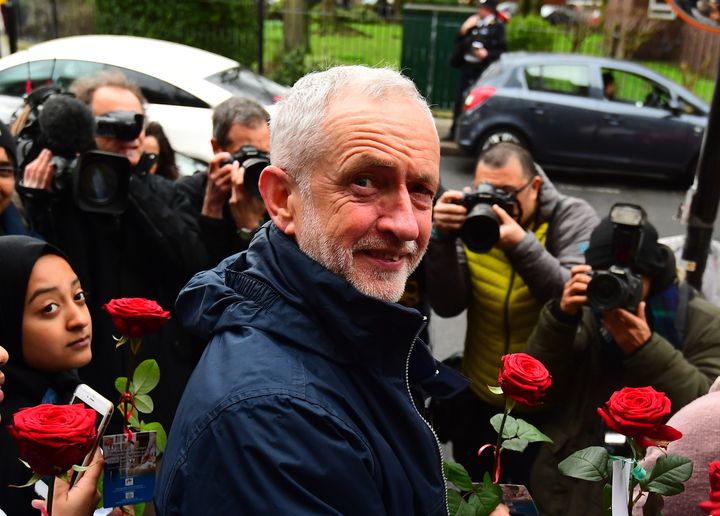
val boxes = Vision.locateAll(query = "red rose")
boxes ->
[498,353,552,406]
[7,404,97,476]
[709,461,720,493]
[597,386,682,449]
[103,298,171,338]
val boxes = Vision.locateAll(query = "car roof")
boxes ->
[0,35,238,82]
[497,52,708,108]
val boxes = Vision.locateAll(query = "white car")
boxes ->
[0,35,289,162]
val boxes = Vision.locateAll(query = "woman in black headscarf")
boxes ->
[0,235,93,515]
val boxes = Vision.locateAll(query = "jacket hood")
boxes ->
[534,164,562,224]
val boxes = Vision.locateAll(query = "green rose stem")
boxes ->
[493,398,515,481]
[46,475,55,516]
[122,338,142,431]
[627,438,645,512]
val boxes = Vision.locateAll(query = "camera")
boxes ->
[14,89,139,215]
[454,182,518,253]
[586,203,648,312]
[219,145,270,200]
[587,266,643,312]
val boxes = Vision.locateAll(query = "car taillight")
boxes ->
[464,86,496,112]
[272,95,282,103]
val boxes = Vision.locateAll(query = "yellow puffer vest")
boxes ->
[463,222,549,407]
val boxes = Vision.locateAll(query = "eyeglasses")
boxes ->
[508,176,536,196]
[0,165,15,176]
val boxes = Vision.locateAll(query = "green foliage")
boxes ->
[506,15,562,52]
[94,0,258,65]
[489,413,551,452]
[558,446,612,482]
[142,422,167,454]
[639,454,693,496]
[446,463,503,516]
[133,360,160,395]
[270,48,313,87]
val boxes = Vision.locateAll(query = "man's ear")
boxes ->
[259,165,297,236]
[210,138,220,154]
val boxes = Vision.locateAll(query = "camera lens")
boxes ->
[460,203,500,253]
[587,273,625,311]
[241,157,268,200]
[78,161,119,206]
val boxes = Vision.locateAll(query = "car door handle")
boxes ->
[531,104,545,116]
[602,114,620,126]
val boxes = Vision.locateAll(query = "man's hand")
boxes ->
[433,190,467,235]
[602,301,652,355]
[559,265,592,317]
[201,152,234,220]
[23,148,54,191]
[460,14,480,35]
[228,162,266,231]
[492,204,526,250]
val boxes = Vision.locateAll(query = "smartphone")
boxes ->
[70,383,114,486]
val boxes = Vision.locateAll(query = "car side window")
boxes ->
[104,65,209,108]
[525,65,590,97]
[0,60,54,96]
[602,68,671,109]
[52,60,103,91]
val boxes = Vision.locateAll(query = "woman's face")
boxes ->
[22,254,92,372]
[143,135,160,174]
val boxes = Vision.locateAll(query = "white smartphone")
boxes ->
[70,383,114,486]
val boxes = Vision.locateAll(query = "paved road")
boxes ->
[429,152,717,360]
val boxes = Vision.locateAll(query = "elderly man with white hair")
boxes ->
[155,65,468,515]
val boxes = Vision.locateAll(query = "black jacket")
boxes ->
[450,16,507,72]
[19,172,208,432]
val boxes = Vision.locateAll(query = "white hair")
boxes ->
[269,65,434,192]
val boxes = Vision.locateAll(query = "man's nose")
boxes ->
[377,187,420,242]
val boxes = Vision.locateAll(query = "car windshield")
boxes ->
[207,67,289,104]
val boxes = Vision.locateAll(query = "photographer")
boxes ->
[0,121,25,236]
[427,142,597,482]
[526,205,720,515]
[16,71,207,432]
[176,97,269,265]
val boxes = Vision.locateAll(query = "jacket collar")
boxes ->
[220,223,428,373]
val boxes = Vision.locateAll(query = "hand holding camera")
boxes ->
[228,162,266,232]
[201,152,235,220]
[22,148,54,191]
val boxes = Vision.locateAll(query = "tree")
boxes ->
[284,0,310,54]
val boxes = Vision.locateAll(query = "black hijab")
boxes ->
[0,236,82,515]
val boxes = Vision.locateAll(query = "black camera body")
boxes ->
[587,265,644,312]
[454,182,518,253]
[219,145,270,200]
[14,89,139,215]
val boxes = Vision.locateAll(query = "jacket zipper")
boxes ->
[503,269,516,355]
[404,316,449,516]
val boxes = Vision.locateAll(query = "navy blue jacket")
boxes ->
[155,223,467,515]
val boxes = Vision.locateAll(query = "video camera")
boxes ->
[219,145,270,200]
[453,182,518,253]
[586,204,646,312]
[14,86,143,215]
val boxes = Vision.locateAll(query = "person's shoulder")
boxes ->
[687,290,720,321]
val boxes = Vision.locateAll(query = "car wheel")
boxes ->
[477,128,526,154]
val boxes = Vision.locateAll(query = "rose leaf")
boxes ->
[134,394,154,414]
[515,418,553,443]
[446,489,466,516]
[132,359,160,395]
[488,385,504,395]
[115,376,129,395]
[558,446,611,482]
[472,475,502,515]
[142,421,168,453]
[640,454,693,496]
[490,413,519,439]
[502,437,529,452]
[444,461,473,491]
[9,472,42,488]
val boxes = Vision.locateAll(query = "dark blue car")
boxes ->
[456,52,708,184]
